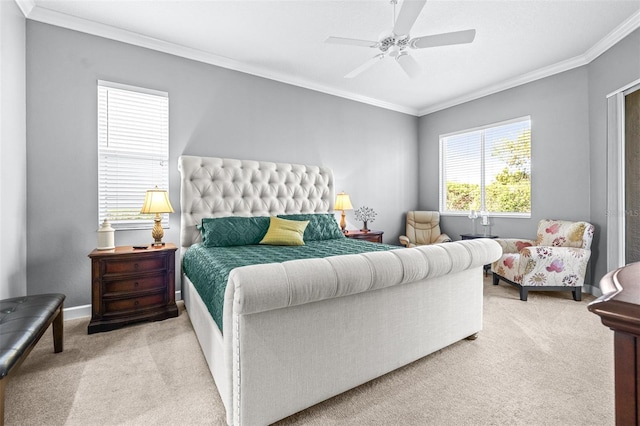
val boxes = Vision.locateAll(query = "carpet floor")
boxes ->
[6,276,614,425]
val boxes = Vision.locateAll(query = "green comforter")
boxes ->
[182,238,398,331]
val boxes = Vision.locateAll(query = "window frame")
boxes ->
[439,116,532,218]
[97,80,170,231]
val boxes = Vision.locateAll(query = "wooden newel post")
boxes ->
[588,262,640,425]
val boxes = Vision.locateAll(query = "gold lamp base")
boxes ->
[151,214,165,246]
[334,192,353,233]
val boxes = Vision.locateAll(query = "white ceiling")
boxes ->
[17,0,640,115]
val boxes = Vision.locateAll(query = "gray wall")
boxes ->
[419,28,640,291]
[588,27,640,286]
[22,18,640,306]
[26,22,418,308]
[0,1,27,299]
[419,67,590,246]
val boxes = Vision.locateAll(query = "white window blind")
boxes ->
[440,116,531,216]
[98,80,169,230]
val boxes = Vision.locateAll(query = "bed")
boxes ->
[178,155,502,426]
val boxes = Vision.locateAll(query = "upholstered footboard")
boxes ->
[214,238,501,425]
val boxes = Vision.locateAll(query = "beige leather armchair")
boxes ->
[399,211,452,247]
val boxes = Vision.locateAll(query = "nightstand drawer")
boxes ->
[104,274,167,295]
[103,256,166,275]
[344,230,384,243]
[104,293,167,315]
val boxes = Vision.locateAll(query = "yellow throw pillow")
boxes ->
[260,217,309,246]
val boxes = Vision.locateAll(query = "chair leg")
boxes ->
[492,273,500,285]
[520,287,528,301]
[572,287,582,302]
[52,304,63,353]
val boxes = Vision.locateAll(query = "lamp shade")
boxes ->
[335,192,353,211]
[140,186,174,214]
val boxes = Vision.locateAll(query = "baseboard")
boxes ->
[64,303,92,320]
[583,284,603,298]
[63,290,183,321]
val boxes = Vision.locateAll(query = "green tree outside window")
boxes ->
[440,118,531,215]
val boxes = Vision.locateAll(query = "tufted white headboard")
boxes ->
[178,155,335,249]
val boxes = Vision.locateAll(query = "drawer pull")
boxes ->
[134,263,139,270]
[134,300,139,306]
[134,282,139,288]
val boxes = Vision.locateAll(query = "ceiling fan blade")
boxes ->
[345,54,385,78]
[410,29,476,49]
[396,53,420,79]
[325,36,378,48]
[393,0,427,36]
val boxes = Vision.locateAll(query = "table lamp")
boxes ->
[140,186,174,246]
[335,192,353,232]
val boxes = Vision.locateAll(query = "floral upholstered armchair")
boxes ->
[399,211,452,247]
[491,219,594,301]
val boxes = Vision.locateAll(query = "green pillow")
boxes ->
[278,213,344,241]
[200,216,270,247]
[260,217,309,246]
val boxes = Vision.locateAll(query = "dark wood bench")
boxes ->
[0,294,65,426]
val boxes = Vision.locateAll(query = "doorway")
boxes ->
[607,79,640,270]
[625,89,640,263]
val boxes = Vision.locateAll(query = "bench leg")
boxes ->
[52,304,63,353]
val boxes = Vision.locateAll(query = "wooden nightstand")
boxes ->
[344,230,384,243]
[460,233,499,240]
[88,244,178,334]
[460,234,499,276]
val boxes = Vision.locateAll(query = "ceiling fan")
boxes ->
[325,0,476,79]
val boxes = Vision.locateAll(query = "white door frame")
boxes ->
[607,78,640,271]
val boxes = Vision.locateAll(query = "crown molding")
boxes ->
[585,9,640,63]
[17,2,639,118]
[14,0,35,17]
[417,54,589,116]
[419,9,640,116]
[20,3,418,116]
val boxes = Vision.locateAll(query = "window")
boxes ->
[98,80,169,230]
[439,116,531,216]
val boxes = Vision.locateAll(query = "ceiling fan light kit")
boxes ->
[325,0,476,79]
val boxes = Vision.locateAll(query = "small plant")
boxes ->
[354,206,377,231]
